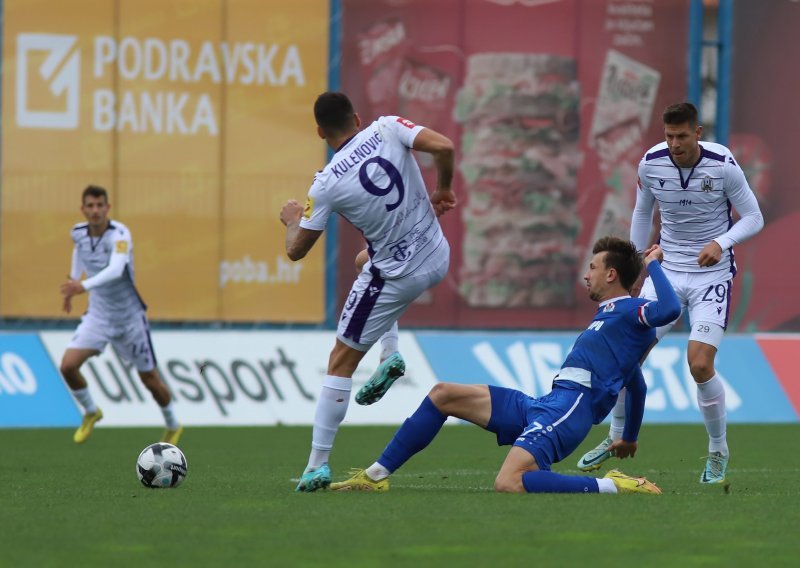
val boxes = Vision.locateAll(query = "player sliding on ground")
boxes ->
[332,237,680,494]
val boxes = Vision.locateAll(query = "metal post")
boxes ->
[716,0,733,145]
[688,0,704,107]
[324,0,342,328]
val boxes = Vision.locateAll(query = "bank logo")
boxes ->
[16,33,80,129]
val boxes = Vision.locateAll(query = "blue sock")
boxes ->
[377,396,447,473]
[522,471,600,494]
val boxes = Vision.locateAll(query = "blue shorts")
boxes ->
[486,382,593,471]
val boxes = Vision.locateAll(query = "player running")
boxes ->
[280,92,456,492]
[59,185,182,445]
[331,237,680,495]
[577,102,764,483]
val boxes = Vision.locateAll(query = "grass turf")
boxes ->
[2,424,799,567]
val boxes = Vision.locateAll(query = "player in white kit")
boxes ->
[280,92,456,491]
[59,185,182,445]
[577,103,764,483]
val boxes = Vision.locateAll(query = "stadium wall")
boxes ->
[1,331,797,428]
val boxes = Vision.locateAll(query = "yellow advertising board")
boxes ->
[1,0,328,322]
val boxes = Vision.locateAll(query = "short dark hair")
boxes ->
[314,91,355,135]
[592,236,643,292]
[663,102,698,128]
[82,184,108,204]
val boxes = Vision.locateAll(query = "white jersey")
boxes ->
[632,141,764,274]
[70,219,146,324]
[300,116,447,279]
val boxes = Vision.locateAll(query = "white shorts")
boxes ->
[67,312,157,372]
[639,267,732,348]
[337,240,450,351]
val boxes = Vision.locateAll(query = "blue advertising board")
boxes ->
[0,334,81,427]
[415,332,798,423]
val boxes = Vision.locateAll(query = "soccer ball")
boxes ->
[136,442,188,488]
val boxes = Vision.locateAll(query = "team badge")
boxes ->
[396,117,416,129]
[603,302,615,312]
[702,175,714,192]
[303,196,314,219]
[115,241,129,253]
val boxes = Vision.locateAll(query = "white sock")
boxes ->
[72,387,98,414]
[696,374,728,456]
[596,478,618,494]
[366,462,391,481]
[160,402,179,430]
[609,388,626,441]
[307,375,352,469]
[379,322,399,362]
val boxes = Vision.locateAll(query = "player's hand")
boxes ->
[643,244,663,265]
[697,240,723,267]
[430,188,456,217]
[280,200,303,226]
[62,296,72,314]
[608,439,638,459]
[60,279,85,299]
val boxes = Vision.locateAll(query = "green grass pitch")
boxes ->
[2,424,799,567]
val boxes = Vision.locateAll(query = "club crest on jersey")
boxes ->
[303,197,314,219]
[396,117,416,129]
[603,302,615,312]
[702,175,714,192]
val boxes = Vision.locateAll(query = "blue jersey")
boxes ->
[561,296,654,424]
[560,261,680,427]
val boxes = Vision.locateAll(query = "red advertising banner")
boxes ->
[756,336,800,416]
[339,0,691,329]
[729,0,800,331]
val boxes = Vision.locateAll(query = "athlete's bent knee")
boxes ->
[59,361,78,377]
[427,382,455,407]
[689,360,715,382]
[494,473,525,493]
[138,370,160,387]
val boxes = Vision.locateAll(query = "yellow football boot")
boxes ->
[604,469,662,495]
[73,408,103,443]
[330,469,389,492]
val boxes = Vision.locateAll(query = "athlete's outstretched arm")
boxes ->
[622,367,647,444]
[718,173,764,247]
[81,250,128,290]
[609,367,647,459]
[413,128,456,217]
[698,158,764,266]
[630,162,656,252]
[61,241,130,304]
[638,246,681,327]
[281,199,323,261]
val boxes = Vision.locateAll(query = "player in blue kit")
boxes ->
[330,237,680,494]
